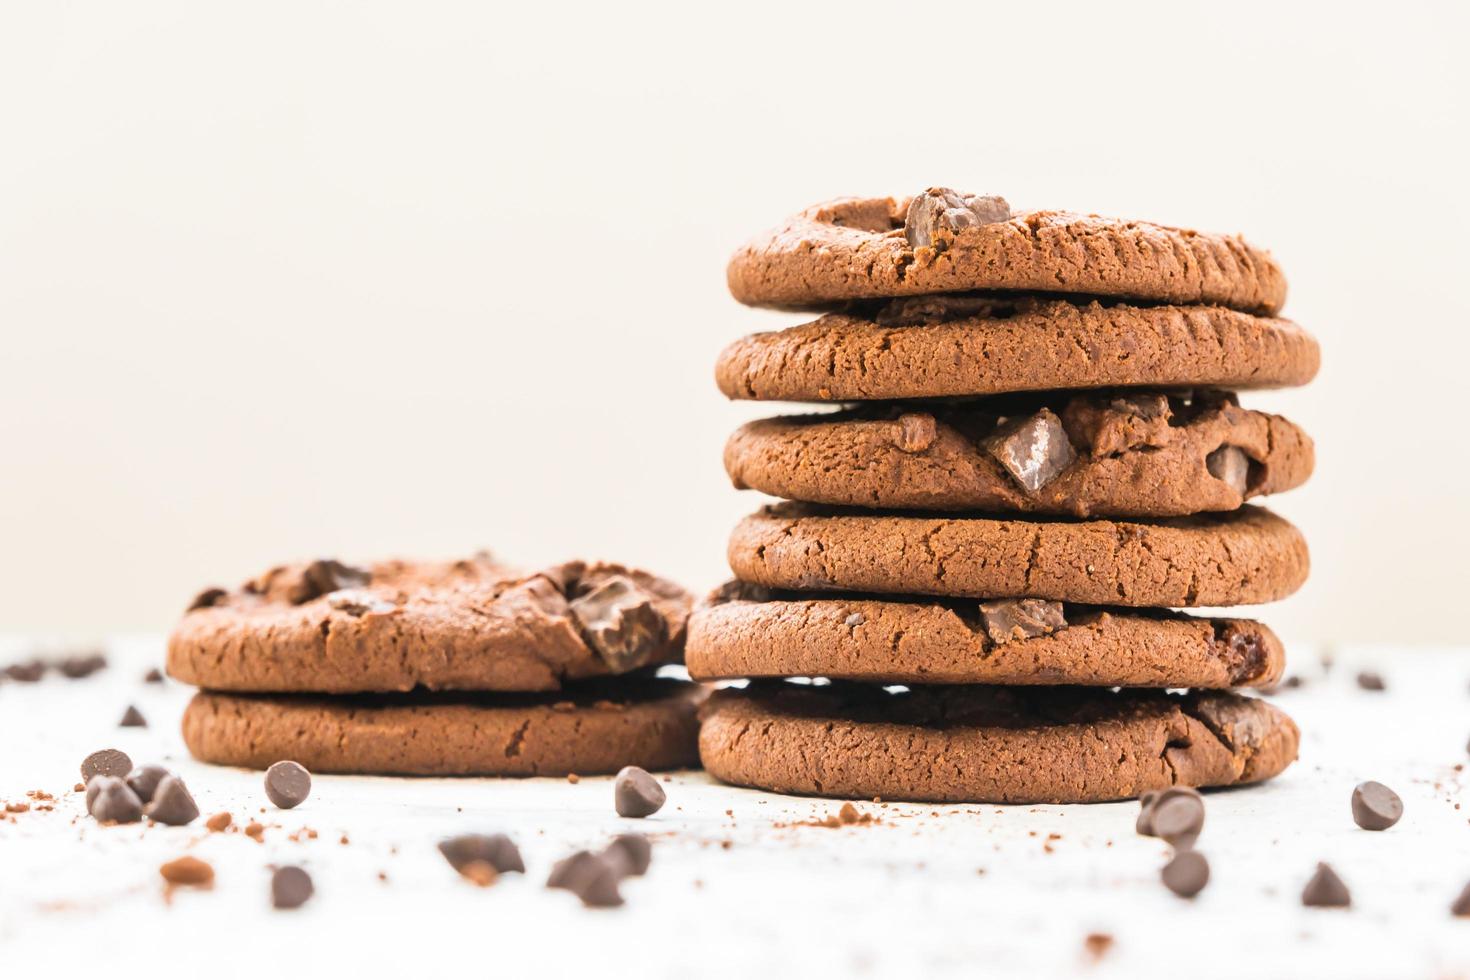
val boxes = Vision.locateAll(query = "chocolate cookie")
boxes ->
[181,678,703,776]
[727,192,1286,314]
[729,503,1308,607]
[699,682,1299,803]
[168,557,691,693]
[715,296,1319,402]
[687,587,1283,689]
[725,391,1313,517]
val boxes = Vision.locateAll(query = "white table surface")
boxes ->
[2,637,1468,979]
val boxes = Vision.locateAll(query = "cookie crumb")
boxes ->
[160,856,214,889]
[1084,933,1114,960]
[205,811,232,832]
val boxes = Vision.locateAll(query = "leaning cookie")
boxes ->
[168,556,691,693]
[727,191,1286,314]
[699,682,1299,803]
[716,296,1319,402]
[688,586,1284,689]
[725,391,1313,517]
[182,678,703,777]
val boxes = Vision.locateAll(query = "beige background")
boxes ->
[1,1,1465,641]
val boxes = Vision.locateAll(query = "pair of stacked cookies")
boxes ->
[170,557,702,777]
[691,189,1317,803]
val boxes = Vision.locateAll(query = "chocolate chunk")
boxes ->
[160,856,214,888]
[1161,850,1210,898]
[903,187,1011,248]
[895,413,938,454]
[614,766,666,818]
[707,580,773,606]
[119,705,147,728]
[1452,882,1470,917]
[437,833,525,875]
[984,408,1076,493]
[91,778,144,823]
[126,764,170,804]
[271,866,314,909]
[1062,393,1173,458]
[1150,792,1205,849]
[1301,862,1351,908]
[546,851,624,908]
[979,599,1066,645]
[603,834,653,877]
[1350,781,1403,831]
[58,652,107,678]
[145,775,200,826]
[143,667,165,683]
[288,560,371,604]
[873,293,1008,327]
[4,660,46,682]
[187,587,227,612]
[1356,671,1386,691]
[569,577,667,672]
[264,760,312,809]
[326,590,396,616]
[81,748,133,783]
[1206,446,1250,495]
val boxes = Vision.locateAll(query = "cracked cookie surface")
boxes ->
[699,681,1298,803]
[167,556,692,693]
[182,678,704,776]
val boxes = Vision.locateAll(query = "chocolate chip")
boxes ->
[1136,786,1203,842]
[1205,446,1250,495]
[326,590,396,616]
[1151,792,1205,850]
[288,560,371,604]
[1136,791,1161,835]
[844,612,866,628]
[1161,850,1210,898]
[91,777,144,823]
[126,764,170,804]
[1452,882,1470,917]
[145,775,200,826]
[603,834,653,877]
[1351,781,1403,831]
[979,599,1066,645]
[614,766,666,818]
[264,760,311,809]
[547,851,623,908]
[895,413,938,453]
[984,408,1076,493]
[271,866,314,909]
[437,833,525,875]
[160,856,214,888]
[903,188,1010,248]
[57,652,107,678]
[187,587,227,612]
[143,668,165,683]
[81,748,133,783]
[1357,671,1386,691]
[85,776,106,812]
[119,705,147,728]
[1301,862,1351,907]
[569,577,667,672]
[3,660,46,682]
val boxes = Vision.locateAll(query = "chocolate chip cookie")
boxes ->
[168,556,691,693]
[699,681,1299,803]
[182,678,703,776]
[728,503,1308,607]
[724,390,1313,517]
[727,191,1287,314]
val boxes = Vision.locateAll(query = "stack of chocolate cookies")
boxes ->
[170,556,702,777]
[690,189,1317,804]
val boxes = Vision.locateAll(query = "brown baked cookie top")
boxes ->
[715,295,1319,402]
[724,390,1313,518]
[182,677,704,777]
[729,503,1308,608]
[699,681,1299,803]
[168,556,692,693]
[727,191,1287,314]
[688,584,1283,689]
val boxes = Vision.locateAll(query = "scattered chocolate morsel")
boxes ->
[1205,446,1251,495]
[81,748,133,783]
[547,850,623,908]
[614,766,666,818]
[264,760,311,809]
[288,559,371,605]
[1135,791,1160,835]
[85,777,106,813]
[1356,671,1386,691]
[1161,850,1210,898]
[327,590,396,616]
[271,866,314,909]
[895,413,938,454]
[145,775,200,826]
[1351,781,1403,831]
[4,660,47,682]
[57,652,108,679]
[1452,882,1470,917]
[903,187,1010,248]
[143,667,165,683]
[603,834,653,877]
[91,778,144,823]
[1136,786,1203,840]
[1301,863,1351,908]
[984,408,1076,493]
[1151,793,1206,850]
[437,833,525,875]
[126,764,170,804]
[160,856,214,888]
[119,705,147,728]
[187,587,228,612]
[569,577,667,672]
[979,599,1066,645]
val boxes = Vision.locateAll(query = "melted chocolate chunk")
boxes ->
[1206,446,1250,495]
[569,577,667,672]
[978,599,1067,645]
[288,560,371,604]
[984,409,1076,492]
[903,188,1011,248]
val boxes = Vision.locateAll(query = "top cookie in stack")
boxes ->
[692,189,1316,804]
